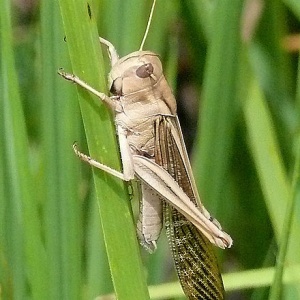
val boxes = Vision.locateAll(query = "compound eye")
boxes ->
[109,77,123,95]
[136,63,154,78]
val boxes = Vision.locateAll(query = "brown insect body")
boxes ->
[109,51,176,251]
[59,39,232,299]
[108,50,226,298]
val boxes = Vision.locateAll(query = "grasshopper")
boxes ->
[59,2,232,299]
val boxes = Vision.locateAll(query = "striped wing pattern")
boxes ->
[154,115,224,300]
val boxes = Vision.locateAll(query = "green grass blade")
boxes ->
[193,0,245,213]
[283,0,300,20]
[244,78,291,241]
[96,264,300,299]
[144,1,178,55]
[180,0,214,42]
[101,0,148,56]
[268,139,300,299]
[147,264,300,298]
[58,1,149,299]
[244,76,300,297]
[223,265,300,293]
[1,5,26,298]
[268,25,300,299]
[249,0,296,160]
[40,0,82,298]
[1,1,48,298]
[86,191,113,298]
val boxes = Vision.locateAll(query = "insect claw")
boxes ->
[57,67,65,76]
[57,68,76,83]
[72,142,82,158]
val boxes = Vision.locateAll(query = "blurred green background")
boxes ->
[1,0,300,299]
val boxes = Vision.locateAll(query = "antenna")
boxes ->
[139,0,157,51]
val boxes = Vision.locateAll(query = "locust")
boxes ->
[59,2,232,299]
